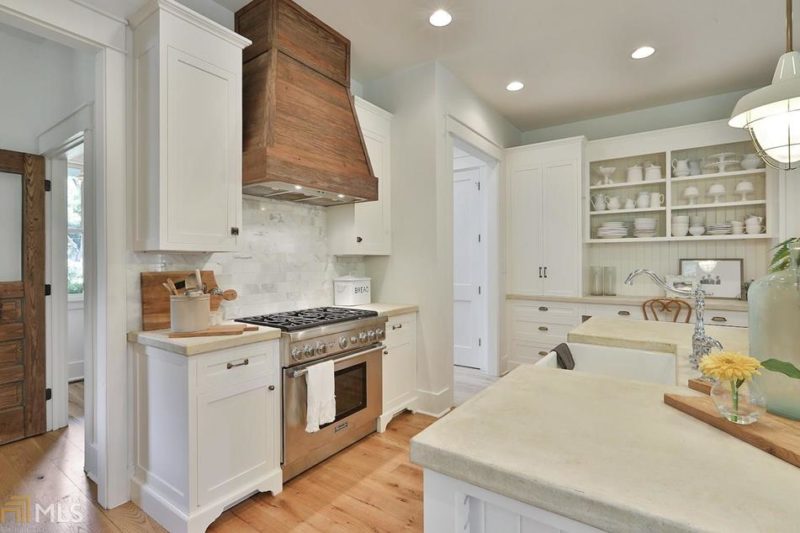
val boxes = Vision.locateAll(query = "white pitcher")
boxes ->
[591,193,607,211]
[607,196,621,210]
[649,192,665,207]
[636,191,650,209]
[644,164,662,181]
[624,198,636,210]
[672,158,691,177]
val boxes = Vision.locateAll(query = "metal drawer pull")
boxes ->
[711,316,727,323]
[538,306,549,312]
[268,385,275,391]
[538,326,549,332]
[392,324,403,330]
[226,358,249,370]
[538,351,548,356]
[618,310,631,316]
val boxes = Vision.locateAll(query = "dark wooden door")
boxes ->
[0,149,45,445]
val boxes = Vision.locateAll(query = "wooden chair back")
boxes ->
[642,298,692,323]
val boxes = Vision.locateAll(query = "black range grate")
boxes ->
[235,307,378,331]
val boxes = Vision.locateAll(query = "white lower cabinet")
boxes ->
[378,312,417,432]
[132,340,282,533]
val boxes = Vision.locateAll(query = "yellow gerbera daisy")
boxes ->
[699,352,761,382]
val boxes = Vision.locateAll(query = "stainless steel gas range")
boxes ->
[236,307,387,480]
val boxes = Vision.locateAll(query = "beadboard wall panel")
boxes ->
[586,240,771,297]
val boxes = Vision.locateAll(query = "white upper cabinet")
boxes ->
[131,0,251,252]
[328,97,392,255]
[506,137,584,297]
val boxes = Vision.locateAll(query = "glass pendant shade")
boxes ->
[730,51,800,170]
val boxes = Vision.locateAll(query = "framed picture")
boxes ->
[679,259,743,299]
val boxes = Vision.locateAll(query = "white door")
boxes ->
[541,160,580,297]
[453,165,485,369]
[507,165,544,295]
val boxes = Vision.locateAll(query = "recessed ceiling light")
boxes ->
[429,9,452,27]
[294,185,303,190]
[631,46,656,60]
[506,81,524,92]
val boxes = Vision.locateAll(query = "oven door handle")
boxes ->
[288,345,382,379]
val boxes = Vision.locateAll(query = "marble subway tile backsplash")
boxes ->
[127,197,364,330]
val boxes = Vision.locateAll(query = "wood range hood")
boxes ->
[235,0,378,207]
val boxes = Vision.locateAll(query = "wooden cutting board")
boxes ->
[168,325,258,338]
[141,271,223,331]
[664,393,800,469]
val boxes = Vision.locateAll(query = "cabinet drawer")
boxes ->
[510,301,580,326]
[196,341,278,393]
[705,310,748,328]
[385,313,416,347]
[583,304,643,321]
[508,339,557,367]
[512,322,572,344]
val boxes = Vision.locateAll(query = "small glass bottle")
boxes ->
[749,247,800,420]
[589,267,604,296]
[603,266,617,296]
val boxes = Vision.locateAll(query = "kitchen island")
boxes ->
[412,365,800,532]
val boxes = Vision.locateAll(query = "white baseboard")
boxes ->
[414,386,451,417]
[68,361,84,382]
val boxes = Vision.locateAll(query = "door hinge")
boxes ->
[477,181,481,191]
[477,234,481,243]
[230,227,239,236]
[478,338,482,347]
[44,179,52,192]
[45,388,52,401]
[45,284,51,296]
[478,286,482,295]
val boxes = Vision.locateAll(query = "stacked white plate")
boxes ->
[707,223,733,235]
[597,221,628,239]
[633,217,657,238]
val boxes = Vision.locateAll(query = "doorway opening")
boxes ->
[452,139,500,406]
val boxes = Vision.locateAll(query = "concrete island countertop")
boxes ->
[507,293,749,312]
[569,317,749,384]
[411,365,800,532]
[127,323,282,356]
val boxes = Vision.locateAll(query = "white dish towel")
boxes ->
[305,360,336,433]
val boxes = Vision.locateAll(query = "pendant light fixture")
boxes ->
[729,0,800,170]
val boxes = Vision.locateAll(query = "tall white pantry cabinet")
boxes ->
[506,137,585,298]
[131,0,251,253]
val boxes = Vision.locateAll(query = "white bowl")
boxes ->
[689,226,706,236]
[671,226,689,237]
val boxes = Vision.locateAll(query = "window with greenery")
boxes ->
[67,144,84,296]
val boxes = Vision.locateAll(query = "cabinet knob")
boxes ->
[230,227,240,236]
[618,310,631,317]
[383,350,389,355]
[538,306,549,312]
[356,236,363,243]
[268,385,275,391]
[538,326,549,332]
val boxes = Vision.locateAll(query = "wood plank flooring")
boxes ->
[0,384,436,533]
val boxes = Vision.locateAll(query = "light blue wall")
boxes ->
[519,89,753,145]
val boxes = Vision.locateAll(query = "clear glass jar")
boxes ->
[710,379,766,425]
[749,248,800,420]
[603,266,617,296]
[589,266,604,296]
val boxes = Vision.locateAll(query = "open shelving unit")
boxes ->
[585,139,775,244]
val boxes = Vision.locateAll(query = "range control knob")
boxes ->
[339,336,349,349]
[358,332,367,342]
[315,342,326,355]
[303,345,313,357]
[367,330,376,341]
[350,335,359,344]
[375,328,384,339]
[291,347,301,360]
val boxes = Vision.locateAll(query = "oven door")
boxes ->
[282,344,383,478]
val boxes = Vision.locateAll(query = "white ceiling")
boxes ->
[256,0,788,131]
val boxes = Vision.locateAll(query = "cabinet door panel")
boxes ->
[508,167,543,295]
[541,160,580,297]
[197,377,276,507]
[353,129,389,252]
[166,48,239,250]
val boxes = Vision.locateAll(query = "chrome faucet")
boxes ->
[625,269,723,370]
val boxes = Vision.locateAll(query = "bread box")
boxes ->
[334,276,371,306]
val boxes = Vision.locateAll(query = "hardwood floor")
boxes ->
[0,401,435,532]
[453,365,499,406]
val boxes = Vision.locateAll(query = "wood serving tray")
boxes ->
[665,393,800,469]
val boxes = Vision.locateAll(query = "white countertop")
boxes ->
[127,323,281,356]
[411,365,800,532]
[568,317,749,384]
[347,303,418,318]
[507,293,749,312]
